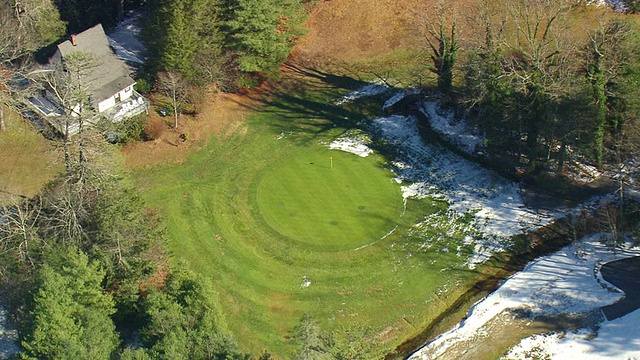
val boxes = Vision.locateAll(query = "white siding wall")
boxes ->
[119,85,134,101]
[97,85,135,113]
[98,96,116,113]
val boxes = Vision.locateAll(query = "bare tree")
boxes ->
[422,0,459,96]
[0,0,65,131]
[31,52,95,180]
[0,8,26,132]
[157,70,189,128]
[0,198,43,273]
[498,0,577,165]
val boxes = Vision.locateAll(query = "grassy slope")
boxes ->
[0,107,61,204]
[134,77,485,357]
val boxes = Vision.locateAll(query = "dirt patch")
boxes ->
[122,90,256,170]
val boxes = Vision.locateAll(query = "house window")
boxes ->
[115,93,121,102]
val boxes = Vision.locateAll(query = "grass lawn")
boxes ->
[0,107,61,205]
[133,76,485,357]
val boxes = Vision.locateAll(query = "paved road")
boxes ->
[600,255,640,321]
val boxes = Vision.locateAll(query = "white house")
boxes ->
[30,23,148,133]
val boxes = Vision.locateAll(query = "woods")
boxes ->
[143,0,308,89]
[431,0,640,178]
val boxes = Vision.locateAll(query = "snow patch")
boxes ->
[107,36,144,64]
[382,89,420,111]
[335,82,390,105]
[591,0,628,11]
[419,101,485,156]
[301,275,311,288]
[328,129,374,157]
[369,114,556,242]
[329,138,372,157]
[0,307,19,358]
[107,11,146,65]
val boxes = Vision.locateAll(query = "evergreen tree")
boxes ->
[21,247,119,360]
[226,0,306,78]
[141,268,246,359]
[425,21,458,96]
[584,19,639,169]
[144,0,224,83]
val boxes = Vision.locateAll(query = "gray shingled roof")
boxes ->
[57,24,135,105]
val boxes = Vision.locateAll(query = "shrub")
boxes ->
[134,78,153,94]
[111,115,147,144]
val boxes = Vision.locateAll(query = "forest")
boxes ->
[1,0,640,359]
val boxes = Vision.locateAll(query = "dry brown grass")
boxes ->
[0,107,61,205]
[122,89,255,169]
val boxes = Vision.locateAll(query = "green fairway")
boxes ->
[132,77,484,357]
[257,149,402,251]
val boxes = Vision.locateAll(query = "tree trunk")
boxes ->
[63,119,72,174]
[77,117,86,185]
[173,89,179,128]
[173,107,178,129]
[0,103,5,131]
[117,0,125,22]
[558,141,566,174]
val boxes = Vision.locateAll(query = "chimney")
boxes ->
[71,34,77,46]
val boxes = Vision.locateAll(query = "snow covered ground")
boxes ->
[504,307,640,360]
[0,307,19,359]
[334,81,391,105]
[419,101,485,156]
[335,83,640,359]
[333,86,561,268]
[410,234,640,360]
[409,234,640,360]
[107,12,146,65]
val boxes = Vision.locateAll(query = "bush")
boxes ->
[134,78,154,94]
[236,73,261,89]
[110,115,147,144]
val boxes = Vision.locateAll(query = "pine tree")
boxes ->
[21,247,119,360]
[226,0,305,77]
[141,268,245,359]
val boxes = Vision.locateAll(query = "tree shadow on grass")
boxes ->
[230,62,393,147]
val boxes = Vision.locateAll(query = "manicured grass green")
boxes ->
[133,77,484,357]
[257,148,402,251]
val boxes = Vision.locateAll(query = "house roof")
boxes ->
[56,24,135,104]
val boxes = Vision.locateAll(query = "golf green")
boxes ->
[256,149,403,251]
